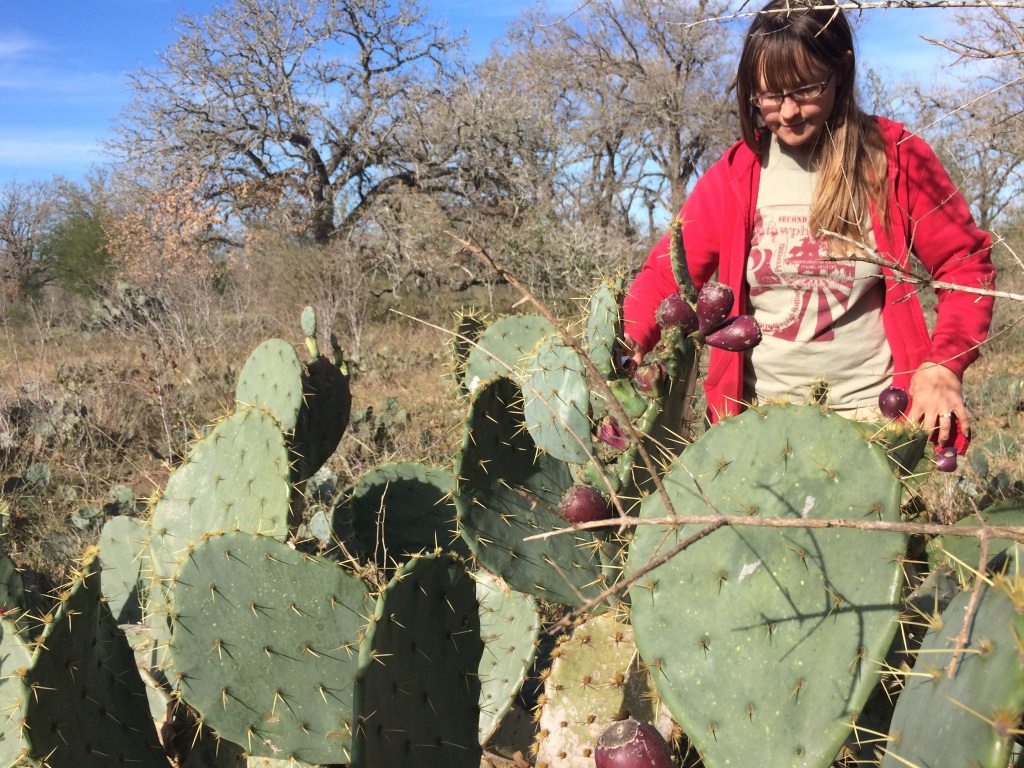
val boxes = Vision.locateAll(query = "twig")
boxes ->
[525,512,1024,541]
[946,508,990,677]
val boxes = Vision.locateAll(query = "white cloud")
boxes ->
[0,32,39,60]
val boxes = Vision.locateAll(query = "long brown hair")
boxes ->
[736,0,889,248]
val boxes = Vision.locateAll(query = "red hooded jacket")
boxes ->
[623,117,995,453]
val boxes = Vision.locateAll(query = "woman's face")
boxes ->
[755,59,838,153]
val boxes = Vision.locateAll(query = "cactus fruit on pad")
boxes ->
[535,611,664,768]
[475,569,541,747]
[22,556,166,767]
[881,555,1024,768]
[148,407,290,580]
[168,531,372,764]
[352,554,483,768]
[627,405,907,768]
[456,378,605,608]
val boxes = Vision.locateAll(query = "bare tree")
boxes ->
[492,0,739,228]
[110,0,464,245]
[909,8,1024,229]
[0,180,57,300]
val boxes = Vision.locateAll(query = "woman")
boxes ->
[622,0,995,453]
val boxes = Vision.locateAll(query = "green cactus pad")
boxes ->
[148,406,290,580]
[475,569,541,747]
[586,280,621,379]
[0,616,34,765]
[455,378,606,608]
[343,461,467,568]
[881,557,1024,768]
[300,305,317,339]
[352,554,483,768]
[23,556,166,767]
[463,315,555,394]
[523,335,593,464]
[292,355,351,483]
[451,311,487,395]
[236,338,304,432]
[535,611,663,768]
[0,553,27,623]
[927,497,1024,583]
[97,514,150,624]
[628,404,907,768]
[168,531,372,765]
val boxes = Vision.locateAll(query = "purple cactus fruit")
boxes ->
[655,293,699,335]
[878,386,909,419]
[936,446,958,473]
[595,718,674,768]
[704,315,762,351]
[632,363,665,397]
[559,485,612,524]
[597,415,629,452]
[696,281,734,334]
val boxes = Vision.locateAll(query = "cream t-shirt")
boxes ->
[745,138,894,412]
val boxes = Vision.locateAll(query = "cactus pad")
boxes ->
[463,315,555,394]
[236,338,304,432]
[168,531,372,764]
[628,404,907,768]
[535,611,663,768]
[148,407,290,580]
[97,514,150,625]
[352,554,483,768]
[523,335,593,464]
[344,461,466,569]
[475,569,541,746]
[586,280,621,379]
[23,556,166,767]
[456,378,606,607]
[881,553,1024,768]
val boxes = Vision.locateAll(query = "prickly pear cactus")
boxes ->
[881,550,1024,768]
[463,315,555,394]
[535,611,665,768]
[352,553,483,768]
[475,569,541,747]
[927,497,1024,584]
[22,554,166,767]
[0,616,35,765]
[168,531,373,765]
[523,335,593,464]
[147,407,291,580]
[235,338,304,432]
[628,404,908,768]
[585,280,622,379]
[343,461,467,569]
[455,378,605,607]
[97,514,150,625]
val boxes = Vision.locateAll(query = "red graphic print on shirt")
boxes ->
[749,210,857,342]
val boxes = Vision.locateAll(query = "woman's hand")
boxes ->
[907,362,970,446]
[621,334,645,371]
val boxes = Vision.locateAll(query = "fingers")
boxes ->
[907,363,970,447]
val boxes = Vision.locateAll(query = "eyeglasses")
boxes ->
[750,72,834,109]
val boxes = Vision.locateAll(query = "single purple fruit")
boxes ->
[595,718,674,768]
[704,315,762,351]
[632,363,665,397]
[656,293,698,335]
[878,386,909,419]
[696,281,734,334]
[936,446,958,473]
[559,485,612,524]
[597,415,629,452]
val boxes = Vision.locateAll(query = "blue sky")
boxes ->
[0,1,958,184]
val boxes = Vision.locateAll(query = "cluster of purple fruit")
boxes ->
[656,281,762,352]
[878,385,957,473]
